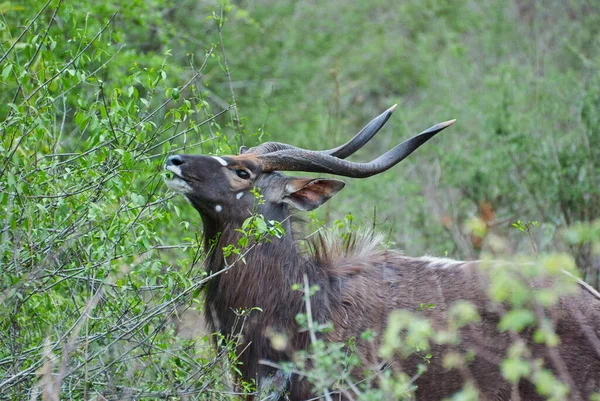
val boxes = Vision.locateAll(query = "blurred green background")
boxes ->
[1,0,599,398]
[169,0,599,273]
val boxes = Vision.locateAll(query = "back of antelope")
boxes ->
[164,106,600,400]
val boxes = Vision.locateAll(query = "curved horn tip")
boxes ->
[436,119,457,129]
[444,118,457,126]
[387,104,398,113]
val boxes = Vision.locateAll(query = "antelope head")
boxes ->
[164,105,455,227]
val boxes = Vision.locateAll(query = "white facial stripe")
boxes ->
[236,192,244,200]
[166,165,182,177]
[215,205,223,212]
[212,156,228,166]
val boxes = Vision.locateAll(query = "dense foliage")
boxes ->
[0,0,599,399]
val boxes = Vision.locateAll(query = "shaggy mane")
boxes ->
[307,230,390,276]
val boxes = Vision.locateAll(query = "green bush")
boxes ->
[0,1,243,398]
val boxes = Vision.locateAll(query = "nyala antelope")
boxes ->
[165,106,600,400]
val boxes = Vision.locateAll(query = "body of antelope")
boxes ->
[165,106,600,400]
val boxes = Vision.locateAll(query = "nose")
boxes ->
[166,155,185,167]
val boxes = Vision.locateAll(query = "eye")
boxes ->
[236,169,251,180]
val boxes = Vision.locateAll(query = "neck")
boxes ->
[202,205,304,316]
[199,205,331,381]
[201,202,296,273]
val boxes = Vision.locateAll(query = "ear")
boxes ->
[283,178,345,211]
[239,146,248,154]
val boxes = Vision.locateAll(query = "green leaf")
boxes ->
[2,63,13,81]
[255,218,267,233]
[501,358,531,383]
[498,309,535,332]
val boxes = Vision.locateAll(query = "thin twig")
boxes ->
[135,46,216,129]
[303,274,333,401]
[21,13,118,105]
[0,0,53,64]
[25,0,63,72]
[217,9,243,145]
